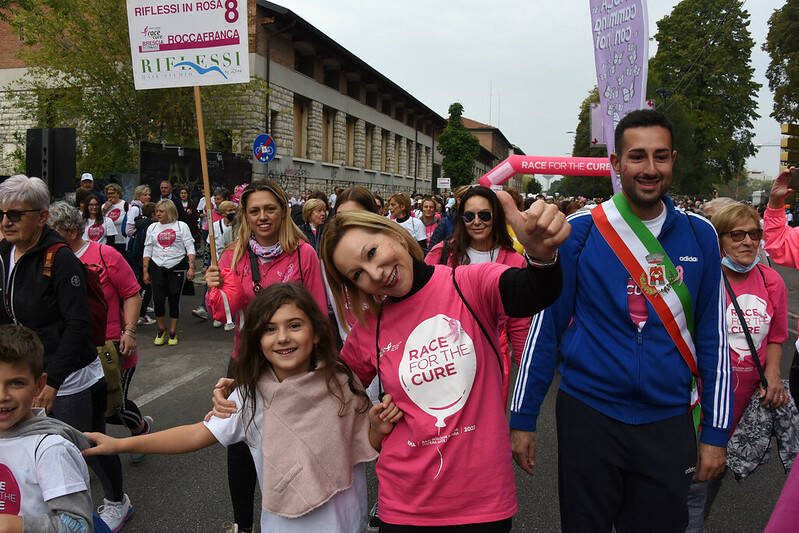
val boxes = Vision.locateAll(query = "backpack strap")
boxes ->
[43,243,69,278]
[451,267,502,371]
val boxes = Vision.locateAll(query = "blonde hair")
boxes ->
[712,203,761,239]
[231,180,305,270]
[133,184,150,201]
[320,210,423,328]
[388,192,411,216]
[703,197,735,219]
[217,200,235,213]
[156,199,178,223]
[104,183,122,196]
[302,198,326,222]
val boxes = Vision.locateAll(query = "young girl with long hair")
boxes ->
[84,283,402,533]
[204,179,327,533]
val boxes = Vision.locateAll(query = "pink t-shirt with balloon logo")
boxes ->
[341,264,517,526]
[725,265,788,430]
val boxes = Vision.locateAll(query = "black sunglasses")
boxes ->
[0,209,40,223]
[723,229,763,242]
[462,210,492,223]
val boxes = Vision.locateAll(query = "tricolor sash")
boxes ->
[592,194,700,417]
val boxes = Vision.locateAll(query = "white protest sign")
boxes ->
[126,0,249,89]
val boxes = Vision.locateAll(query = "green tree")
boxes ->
[649,0,760,184]
[763,0,799,123]
[3,0,248,177]
[438,102,480,188]
[523,175,542,195]
[560,88,613,199]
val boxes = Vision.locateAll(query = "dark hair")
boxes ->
[81,194,104,225]
[334,186,378,214]
[235,283,369,432]
[614,109,674,153]
[373,194,384,208]
[75,188,91,209]
[446,186,513,266]
[0,324,44,377]
[307,190,330,211]
[141,202,156,218]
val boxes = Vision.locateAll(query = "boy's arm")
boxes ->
[84,422,218,456]
[19,492,93,533]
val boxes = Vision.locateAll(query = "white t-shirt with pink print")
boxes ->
[340,263,517,527]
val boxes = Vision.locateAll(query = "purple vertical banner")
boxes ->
[589,0,648,193]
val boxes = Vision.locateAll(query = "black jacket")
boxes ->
[299,222,322,252]
[0,227,96,390]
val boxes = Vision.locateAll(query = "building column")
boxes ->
[398,137,408,176]
[371,126,382,171]
[307,101,323,160]
[354,119,366,168]
[333,110,346,165]
[386,134,395,174]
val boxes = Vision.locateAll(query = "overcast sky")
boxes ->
[279,0,782,180]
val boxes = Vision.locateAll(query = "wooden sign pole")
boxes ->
[194,85,217,266]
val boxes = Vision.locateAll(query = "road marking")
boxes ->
[132,366,212,408]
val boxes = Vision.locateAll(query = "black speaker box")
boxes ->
[26,128,76,197]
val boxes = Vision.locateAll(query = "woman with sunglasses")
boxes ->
[204,179,327,533]
[315,193,568,531]
[82,194,117,245]
[686,202,789,531]
[425,186,531,404]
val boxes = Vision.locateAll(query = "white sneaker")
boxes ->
[137,315,156,326]
[192,306,209,320]
[98,493,133,532]
[147,306,154,313]
[213,320,223,328]
[224,322,236,332]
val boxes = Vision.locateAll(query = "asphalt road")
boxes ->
[89,264,799,532]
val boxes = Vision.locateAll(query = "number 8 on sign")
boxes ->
[225,0,238,23]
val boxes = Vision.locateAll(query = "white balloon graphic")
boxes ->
[398,314,477,428]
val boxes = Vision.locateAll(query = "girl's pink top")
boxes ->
[425,242,530,366]
[340,264,518,526]
[206,241,327,359]
[79,242,141,368]
[763,206,799,340]
[724,265,788,430]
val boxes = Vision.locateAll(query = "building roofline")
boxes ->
[256,0,445,128]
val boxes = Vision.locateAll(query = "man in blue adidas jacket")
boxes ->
[510,110,732,532]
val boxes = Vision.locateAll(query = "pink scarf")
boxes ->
[256,365,377,518]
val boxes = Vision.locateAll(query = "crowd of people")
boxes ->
[1,109,799,533]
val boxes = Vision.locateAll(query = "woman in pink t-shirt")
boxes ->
[425,186,531,406]
[318,196,569,530]
[687,202,790,531]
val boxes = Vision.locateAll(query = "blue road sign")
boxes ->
[253,134,276,163]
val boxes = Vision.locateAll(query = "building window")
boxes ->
[294,54,314,78]
[323,69,339,91]
[293,96,309,158]
[346,117,356,166]
[347,80,360,100]
[269,110,278,137]
[322,107,334,163]
[365,123,374,169]
[365,91,377,109]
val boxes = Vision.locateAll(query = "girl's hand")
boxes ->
[761,372,790,409]
[142,272,151,285]
[82,432,121,456]
[769,168,794,210]
[369,394,403,436]
[205,265,222,288]
[497,192,571,263]
[210,377,238,419]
